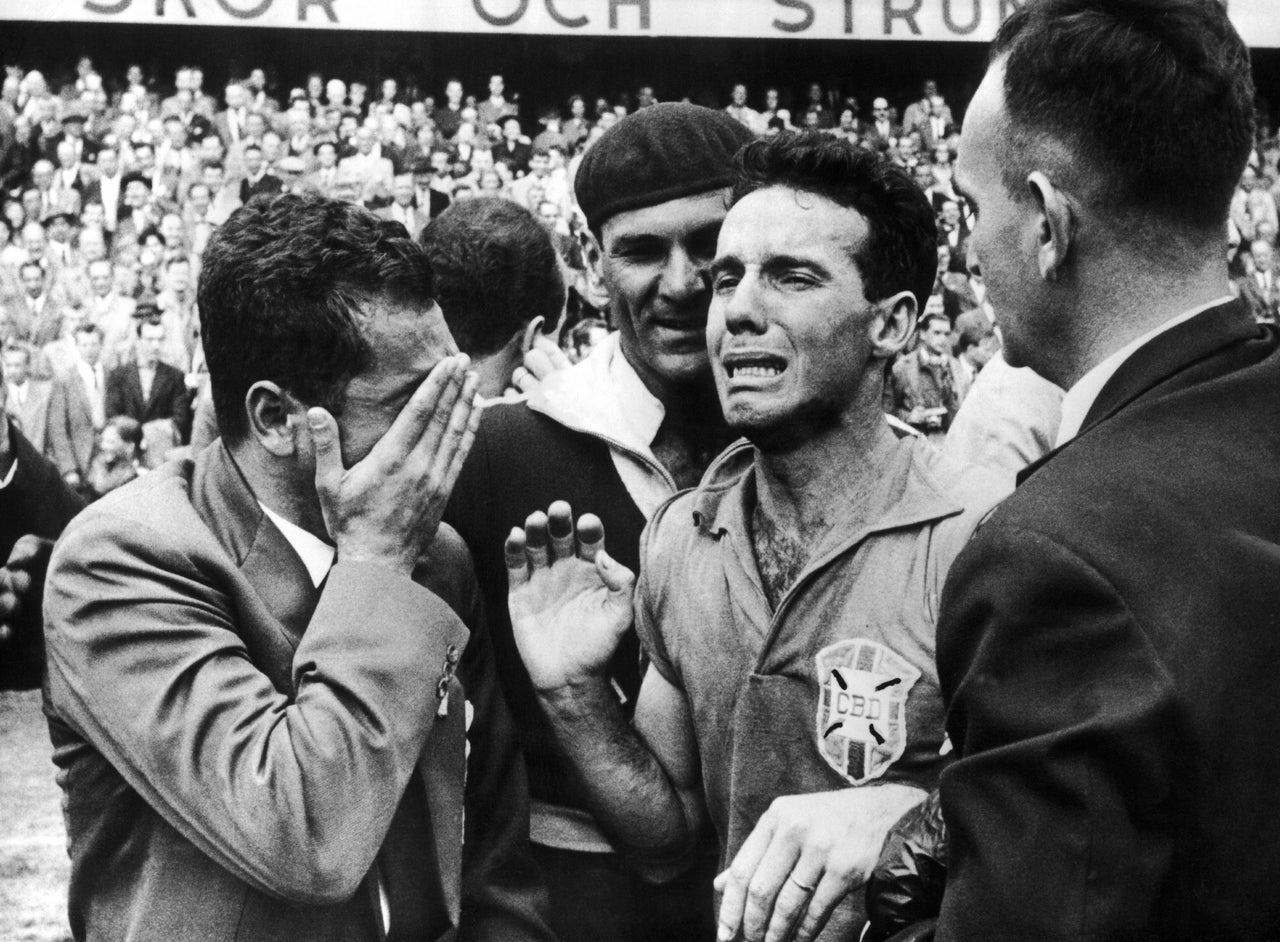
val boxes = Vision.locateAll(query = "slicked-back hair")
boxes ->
[419,197,565,358]
[993,0,1254,233]
[730,131,937,314]
[198,192,435,445]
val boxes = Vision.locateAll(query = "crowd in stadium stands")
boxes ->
[0,56,1274,499]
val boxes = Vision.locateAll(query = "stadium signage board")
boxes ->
[3,0,1277,47]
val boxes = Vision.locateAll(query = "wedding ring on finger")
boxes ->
[787,874,816,895]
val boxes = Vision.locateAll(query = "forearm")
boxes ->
[537,678,703,873]
[46,518,466,903]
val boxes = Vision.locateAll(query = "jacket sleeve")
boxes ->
[934,524,1178,941]
[164,367,193,443]
[43,508,471,905]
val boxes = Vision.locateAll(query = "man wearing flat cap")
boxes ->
[444,101,754,941]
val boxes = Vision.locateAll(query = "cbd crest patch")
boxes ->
[814,638,920,785]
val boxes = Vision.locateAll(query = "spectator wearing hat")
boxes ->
[444,101,755,942]
[42,103,99,166]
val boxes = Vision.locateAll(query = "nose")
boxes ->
[721,270,768,336]
[659,245,710,303]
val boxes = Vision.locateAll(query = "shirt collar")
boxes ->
[604,334,666,449]
[257,502,335,588]
[1055,295,1234,448]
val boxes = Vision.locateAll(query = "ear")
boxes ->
[1027,171,1074,283]
[245,381,304,457]
[578,228,606,298]
[868,290,918,360]
[520,315,546,354]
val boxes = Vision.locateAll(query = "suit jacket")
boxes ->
[239,171,284,205]
[5,377,55,455]
[935,301,1280,940]
[0,422,84,690]
[47,370,100,477]
[105,360,191,443]
[43,441,553,941]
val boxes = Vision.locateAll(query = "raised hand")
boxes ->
[506,501,635,694]
[308,353,482,575]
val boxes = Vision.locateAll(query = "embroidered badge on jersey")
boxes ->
[815,638,921,785]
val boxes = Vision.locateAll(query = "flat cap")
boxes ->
[575,102,755,231]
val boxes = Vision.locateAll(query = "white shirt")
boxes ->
[256,502,334,588]
[603,339,668,518]
[1055,296,1233,447]
[76,359,106,429]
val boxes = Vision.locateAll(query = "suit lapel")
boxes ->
[1018,300,1257,486]
[189,443,315,688]
[1078,300,1256,435]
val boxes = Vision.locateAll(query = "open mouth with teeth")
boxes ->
[724,355,787,379]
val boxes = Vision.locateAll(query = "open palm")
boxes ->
[506,505,635,693]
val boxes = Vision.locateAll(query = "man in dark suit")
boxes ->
[934,1,1280,938]
[105,316,191,444]
[0,352,83,690]
[493,116,532,177]
[237,142,283,205]
[42,192,553,942]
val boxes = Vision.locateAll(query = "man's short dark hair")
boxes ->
[730,131,937,314]
[992,0,1254,233]
[419,197,564,358]
[920,311,951,333]
[198,192,435,445]
[74,323,104,341]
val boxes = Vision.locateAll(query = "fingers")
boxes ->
[510,365,538,394]
[504,527,529,587]
[716,811,780,942]
[548,501,575,560]
[575,513,605,563]
[440,392,485,496]
[425,371,480,485]
[763,861,825,942]
[523,343,569,381]
[523,511,550,569]
[739,832,804,942]
[6,535,53,571]
[594,550,634,596]
[791,870,847,942]
[307,407,342,502]
[530,331,573,372]
[384,353,467,450]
